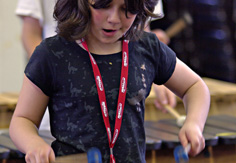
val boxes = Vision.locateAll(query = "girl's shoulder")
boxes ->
[42,35,74,48]
[36,35,80,58]
[131,31,160,47]
[140,31,157,40]
[129,31,162,52]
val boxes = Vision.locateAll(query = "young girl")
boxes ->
[10,0,210,162]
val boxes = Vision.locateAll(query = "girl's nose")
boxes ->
[107,8,121,24]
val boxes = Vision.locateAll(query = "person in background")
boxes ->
[15,0,56,131]
[15,0,56,58]
[15,0,176,131]
[145,0,170,45]
[10,0,210,162]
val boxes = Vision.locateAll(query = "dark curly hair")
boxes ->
[53,0,161,41]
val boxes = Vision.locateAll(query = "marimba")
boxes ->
[1,115,236,162]
[145,78,236,121]
[145,114,236,163]
[0,92,18,129]
[1,78,236,162]
[0,92,18,110]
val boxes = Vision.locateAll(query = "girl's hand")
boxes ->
[25,140,55,163]
[178,121,205,156]
[153,84,176,112]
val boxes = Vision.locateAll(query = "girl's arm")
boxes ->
[164,58,210,156]
[9,75,55,162]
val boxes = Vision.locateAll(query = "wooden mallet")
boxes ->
[163,104,186,127]
[165,12,193,38]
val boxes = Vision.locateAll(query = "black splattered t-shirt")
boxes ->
[25,32,176,163]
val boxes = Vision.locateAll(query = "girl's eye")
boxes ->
[121,8,137,16]
[121,7,127,11]
[122,7,139,15]
[125,10,138,15]
[90,3,110,9]
[101,4,110,9]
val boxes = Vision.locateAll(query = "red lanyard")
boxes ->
[81,39,129,163]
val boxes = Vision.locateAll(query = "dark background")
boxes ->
[150,0,236,82]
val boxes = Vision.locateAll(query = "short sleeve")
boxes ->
[24,41,54,96]
[153,35,176,85]
[15,0,44,25]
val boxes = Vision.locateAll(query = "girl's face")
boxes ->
[87,0,137,45]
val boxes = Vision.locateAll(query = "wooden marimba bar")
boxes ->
[0,92,18,109]
[0,92,18,129]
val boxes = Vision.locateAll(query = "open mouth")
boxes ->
[103,29,116,32]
